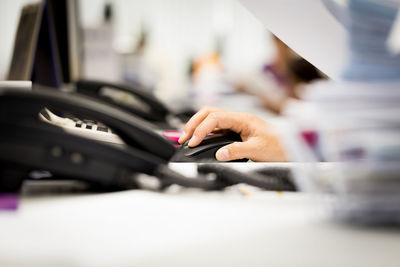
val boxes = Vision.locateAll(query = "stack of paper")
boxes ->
[280,0,400,225]
[298,81,400,224]
[282,80,400,224]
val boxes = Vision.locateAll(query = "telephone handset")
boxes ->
[3,87,176,159]
[0,87,177,190]
[76,79,171,124]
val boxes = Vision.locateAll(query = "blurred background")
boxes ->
[0,0,272,103]
[0,0,325,116]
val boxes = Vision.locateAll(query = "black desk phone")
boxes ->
[0,87,179,191]
[1,87,267,193]
[76,80,169,124]
[76,79,195,128]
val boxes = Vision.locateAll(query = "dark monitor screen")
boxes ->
[7,3,43,81]
[7,0,63,89]
[31,0,63,89]
[47,0,82,84]
[7,0,80,89]
[47,0,71,84]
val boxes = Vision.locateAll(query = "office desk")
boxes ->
[0,163,399,267]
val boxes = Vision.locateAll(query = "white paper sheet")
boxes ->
[239,0,348,80]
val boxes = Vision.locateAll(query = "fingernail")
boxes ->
[178,132,187,143]
[216,148,230,161]
[188,136,200,147]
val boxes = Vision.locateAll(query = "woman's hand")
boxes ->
[178,106,287,162]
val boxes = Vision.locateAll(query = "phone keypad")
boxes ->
[73,118,111,133]
[97,126,108,132]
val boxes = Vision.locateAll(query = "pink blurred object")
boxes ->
[162,130,215,146]
[0,194,19,211]
[301,130,318,148]
[162,130,182,144]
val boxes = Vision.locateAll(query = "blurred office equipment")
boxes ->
[6,1,122,145]
[0,1,179,189]
[7,3,42,82]
[16,0,190,129]
[7,0,196,129]
[342,0,400,80]
[121,26,161,93]
[0,1,235,193]
[270,0,400,224]
[49,0,188,128]
[81,3,122,82]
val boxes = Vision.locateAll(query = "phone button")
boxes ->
[97,126,108,132]
[70,152,85,164]
[50,146,63,158]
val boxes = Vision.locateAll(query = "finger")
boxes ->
[179,106,222,144]
[188,112,242,147]
[215,141,254,161]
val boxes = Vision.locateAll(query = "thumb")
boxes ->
[215,142,251,162]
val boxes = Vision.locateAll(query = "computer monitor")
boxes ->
[7,0,83,89]
[7,0,63,89]
[31,0,63,89]
[47,0,82,84]
[7,3,43,81]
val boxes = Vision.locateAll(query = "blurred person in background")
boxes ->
[237,35,324,114]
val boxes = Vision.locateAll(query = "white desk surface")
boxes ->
[0,163,399,267]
